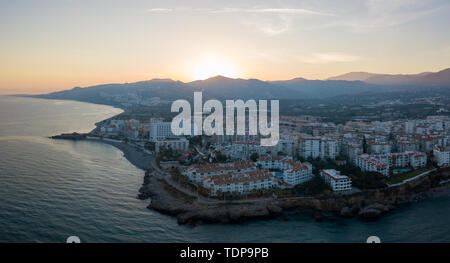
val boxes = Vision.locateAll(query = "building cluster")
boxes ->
[256,157,313,186]
[97,119,149,139]
[96,119,189,152]
[183,161,270,195]
[182,158,313,196]
[214,115,450,167]
[93,114,450,197]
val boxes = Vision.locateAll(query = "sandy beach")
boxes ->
[89,139,154,171]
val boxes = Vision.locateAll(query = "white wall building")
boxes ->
[202,169,275,196]
[298,137,320,159]
[256,157,313,186]
[183,161,257,184]
[155,137,189,153]
[369,142,392,154]
[320,137,337,160]
[298,136,337,160]
[373,151,427,169]
[434,145,450,167]
[355,154,389,176]
[225,141,274,159]
[149,122,173,142]
[320,169,352,191]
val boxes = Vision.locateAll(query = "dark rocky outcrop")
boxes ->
[340,207,354,218]
[358,208,383,219]
[50,132,86,140]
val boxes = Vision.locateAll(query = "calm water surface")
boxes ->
[0,96,449,243]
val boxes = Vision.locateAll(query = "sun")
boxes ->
[192,58,238,80]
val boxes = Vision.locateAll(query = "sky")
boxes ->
[1,0,450,94]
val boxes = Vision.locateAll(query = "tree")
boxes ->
[362,136,368,154]
[215,152,228,162]
[250,152,259,162]
[294,174,329,196]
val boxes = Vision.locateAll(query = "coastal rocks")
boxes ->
[340,207,354,218]
[140,159,450,225]
[137,191,150,200]
[176,204,280,225]
[358,203,390,219]
[50,132,86,140]
[266,205,283,215]
[137,171,153,199]
[177,208,231,225]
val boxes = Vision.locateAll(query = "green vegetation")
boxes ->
[213,152,228,162]
[188,136,203,147]
[387,167,431,185]
[293,174,330,196]
[306,157,387,190]
[158,146,175,160]
[250,152,259,162]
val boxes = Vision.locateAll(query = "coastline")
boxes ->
[86,138,450,225]
[89,139,154,170]
[41,92,450,226]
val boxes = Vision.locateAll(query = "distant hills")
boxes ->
[328,68,450,86]
[30,68,450,108]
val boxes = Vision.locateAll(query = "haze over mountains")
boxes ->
[31,68,450,107]
[328,68,450,86]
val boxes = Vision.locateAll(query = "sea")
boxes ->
[0,95,449,243]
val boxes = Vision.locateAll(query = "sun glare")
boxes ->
[192,58,238,80]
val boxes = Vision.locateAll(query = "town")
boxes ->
[89,112,450,200]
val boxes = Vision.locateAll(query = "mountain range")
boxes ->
[31,68,450,107]
[328,68,450,86]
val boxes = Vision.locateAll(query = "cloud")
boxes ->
[146,7,330,16]
[325,0,450,32]
[301,52,361,63]
[207,8,332,16]
[146,8,172,13]
[145,6,331,36]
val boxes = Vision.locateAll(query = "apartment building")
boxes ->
[155,137,190,153]
[256,157,313,186]
[354,154,389,176]
[202,169,275,196]
[149,122,173,142]
[320,169,352,191]
[373,151,427,169]
[183,161,257,184]
[298,136,337,160]
[434,145,450,167]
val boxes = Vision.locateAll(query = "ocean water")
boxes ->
[0,96,449,243]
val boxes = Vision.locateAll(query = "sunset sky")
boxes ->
[1,0,450,94]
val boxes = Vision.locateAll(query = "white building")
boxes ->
[149,122,173,142]
[183,161,257,184]
[347,144,363,163]
[373,151,427,169]
[405,120,416,134]
[319,137,337,160]
[225,141,274,159]
[320,169,352,192]
[298,136,320,159]
[355,154,389,176]
[202,169,275,196]
[257,157,313,186]
[155,137,189,153]
[369,142,391,154]
[434,145,450,167]
[298,136,337,160]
